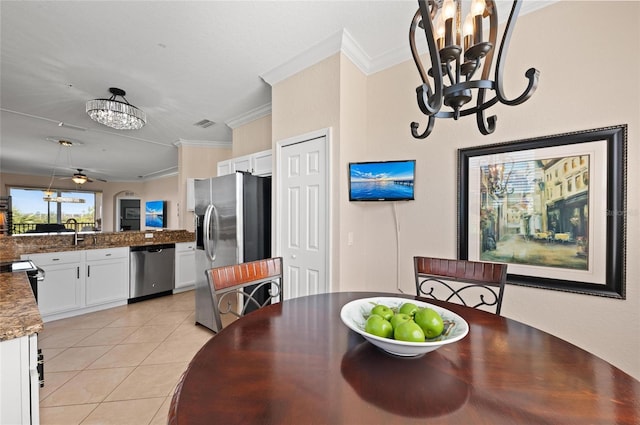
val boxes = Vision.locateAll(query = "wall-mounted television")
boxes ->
[348,160,416,201]
[145,200,167,228]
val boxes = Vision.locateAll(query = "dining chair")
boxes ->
[413,256,507,314]
[205,257,283,331]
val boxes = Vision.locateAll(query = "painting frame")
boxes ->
[457,125,627,299]
[124,207,140,220]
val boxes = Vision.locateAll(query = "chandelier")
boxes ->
[409,0,539,139]
[86,87,146,130]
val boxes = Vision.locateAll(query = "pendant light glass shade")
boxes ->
[86,87,146,130]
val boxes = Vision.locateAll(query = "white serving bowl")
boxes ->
[340,297,469,357]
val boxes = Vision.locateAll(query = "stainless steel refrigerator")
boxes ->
[194,172,271,332]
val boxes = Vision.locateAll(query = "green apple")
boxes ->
[364,314,393,338]
[390,312,412,330]
[414,307,444,339]
[398,302,419,317]
[370,304,394,321]
[394,320,425,342]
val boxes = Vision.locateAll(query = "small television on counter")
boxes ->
[348,160,416,201]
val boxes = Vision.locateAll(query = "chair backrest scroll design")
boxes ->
[413,256,507,314]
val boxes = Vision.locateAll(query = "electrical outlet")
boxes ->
[145,233,153,239]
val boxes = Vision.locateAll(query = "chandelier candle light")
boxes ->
[86,87,146,130]
[409,0,539,139]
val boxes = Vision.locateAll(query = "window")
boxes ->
[9,187,101,234]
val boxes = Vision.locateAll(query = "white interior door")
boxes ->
[278,131,329,299]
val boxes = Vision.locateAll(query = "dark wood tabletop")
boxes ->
[169,292,640,424]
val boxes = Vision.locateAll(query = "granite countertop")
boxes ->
[0,229,195,261]
[0,272,43,341]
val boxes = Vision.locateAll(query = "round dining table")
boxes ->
[169,292,640,424]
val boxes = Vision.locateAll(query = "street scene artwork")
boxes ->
[478,155,589,270]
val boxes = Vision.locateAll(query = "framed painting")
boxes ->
[124,207,140,220]
[457,125,627,298]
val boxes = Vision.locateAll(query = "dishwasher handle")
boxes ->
[130,243,175,253]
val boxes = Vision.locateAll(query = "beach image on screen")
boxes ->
[349,161,415,201]
[145,200,165,228]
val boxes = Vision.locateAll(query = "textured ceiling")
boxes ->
[0,0,553,184]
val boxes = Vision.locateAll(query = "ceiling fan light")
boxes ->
[86,88,146,130]
[72,174,87,184]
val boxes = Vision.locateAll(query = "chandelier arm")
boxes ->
[416,0,443,115]
[475,88,497,135]
[411,115,436,139]
[409,10,430,85]
[481,0,499,82]
[444,61,456,86]
[494,0,540,106]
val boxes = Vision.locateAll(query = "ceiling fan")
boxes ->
[59,168,107,185]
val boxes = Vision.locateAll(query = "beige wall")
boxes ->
[176,143,232,231]
[141,175,179,230]
[272,54,342,291]
[231,115,272,158]
[271,1,639,379]
[338,56,369,290]
[363,1,639,379]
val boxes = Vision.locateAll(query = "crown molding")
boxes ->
[225,103,272,129]
[173,139,232,148]
[260,1,558,84]
[261,29,372,85]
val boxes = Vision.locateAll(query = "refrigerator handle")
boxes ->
[204,204,220,262]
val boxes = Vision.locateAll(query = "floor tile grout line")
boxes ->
[39,291,199,424]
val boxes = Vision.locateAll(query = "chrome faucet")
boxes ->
[66,218,83,246]
[73,229,84,246]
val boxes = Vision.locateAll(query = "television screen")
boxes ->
[349,160,416,201]
[145,200,167,228]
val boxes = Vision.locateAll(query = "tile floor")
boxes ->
[37,290,232,425]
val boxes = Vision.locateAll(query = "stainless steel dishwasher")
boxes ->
[129,243,175,302]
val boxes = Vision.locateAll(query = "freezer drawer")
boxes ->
[129,244,175,299]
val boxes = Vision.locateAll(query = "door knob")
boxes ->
[291,254,297,259]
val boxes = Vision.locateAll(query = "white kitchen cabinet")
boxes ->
[232,155,252,173]
[85,247,129,306]
[217,161,234,176]
[0,333,39,425]
[217,149,272,177]
[175,242,196,292]
[252,150,272,176]
[23,251,83,317]
[22,248,129,322]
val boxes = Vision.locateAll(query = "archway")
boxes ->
[114,190,141,232]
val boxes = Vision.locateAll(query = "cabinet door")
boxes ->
[252,150,272,176]
[0,335,37,425]
[37,263,83,316]
[232,155,252,173]
[217,160,233,176]
[86,255,129,306]
[175,243,196,290]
